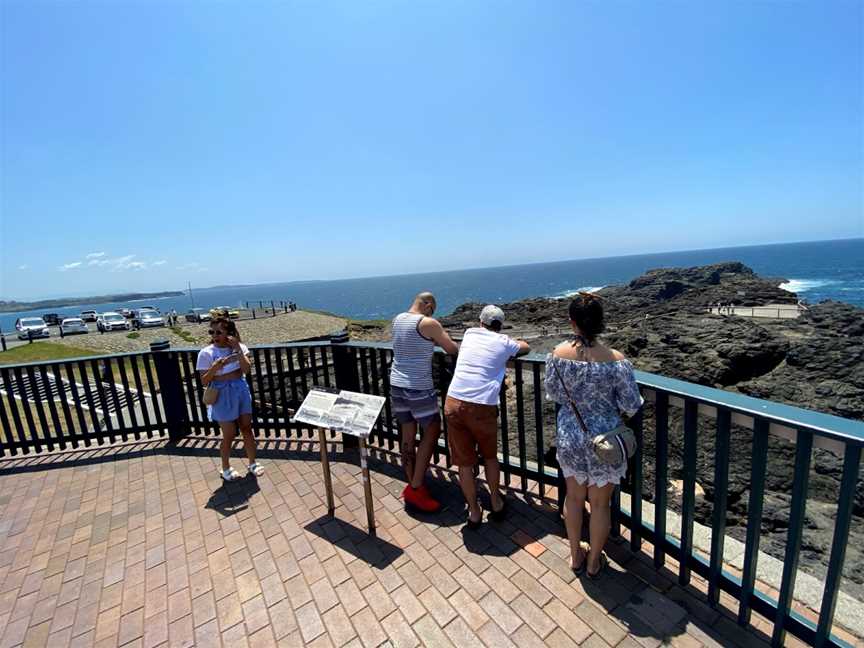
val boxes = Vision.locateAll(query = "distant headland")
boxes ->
[0,291,185,313]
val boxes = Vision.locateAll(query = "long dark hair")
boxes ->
[211,316,241,342]
[568,292,604,343]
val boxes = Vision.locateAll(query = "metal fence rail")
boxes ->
[0,337,861,647]
[0,351,166,452]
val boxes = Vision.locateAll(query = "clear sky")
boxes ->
[1,1,861,300]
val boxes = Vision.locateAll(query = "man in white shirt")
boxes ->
[444,305,530,528]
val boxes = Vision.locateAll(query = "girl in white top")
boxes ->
[196,317,263,481]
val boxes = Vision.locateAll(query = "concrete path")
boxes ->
[707,304,802,319]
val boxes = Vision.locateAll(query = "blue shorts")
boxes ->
[208,378,253,422]
[390,386,440,428]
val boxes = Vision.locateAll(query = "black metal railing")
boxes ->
[0,337,861,648]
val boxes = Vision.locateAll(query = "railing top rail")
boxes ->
[633,370,864,445]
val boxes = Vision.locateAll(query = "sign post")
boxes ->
[318,428,335,516]
[293,388,386,536]
[359,437,375,534]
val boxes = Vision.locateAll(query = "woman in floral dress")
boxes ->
[545,294,643,578]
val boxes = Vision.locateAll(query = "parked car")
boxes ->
[120,308,134,318]
[80,310,98,322]
[185,308,212,323]
[60,318,89,335]
[209,306,240,319]
[15,317,50,340]
[42,313,62,326]
[97,312,131,332]
[135,310,165,328]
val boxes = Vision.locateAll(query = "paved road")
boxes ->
[0,324,104,352]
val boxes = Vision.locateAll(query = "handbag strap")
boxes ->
[551,358,589,434]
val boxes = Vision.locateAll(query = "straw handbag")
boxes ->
[202,385,219,406]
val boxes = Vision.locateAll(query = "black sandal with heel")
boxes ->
[586,553,608,580]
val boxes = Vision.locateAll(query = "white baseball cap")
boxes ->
[479,305,506,325]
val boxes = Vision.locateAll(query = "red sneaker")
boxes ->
[403,484,441,513]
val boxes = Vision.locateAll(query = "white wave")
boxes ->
[779,279,838,293]
[553,285,605,299]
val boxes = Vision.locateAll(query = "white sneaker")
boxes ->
[221,467,241,482]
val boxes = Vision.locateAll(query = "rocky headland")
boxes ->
[437,262,864,595]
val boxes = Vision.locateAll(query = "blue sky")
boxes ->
[1,1,861,300]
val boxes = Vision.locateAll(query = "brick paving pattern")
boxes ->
[0,439,852,647]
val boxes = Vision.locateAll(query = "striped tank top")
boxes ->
[390,312,435,390]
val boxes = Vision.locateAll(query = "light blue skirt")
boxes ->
[208,378,253,422]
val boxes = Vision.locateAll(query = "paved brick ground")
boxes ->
[0,438,846,647]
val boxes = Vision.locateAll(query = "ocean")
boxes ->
[2,238,862,333]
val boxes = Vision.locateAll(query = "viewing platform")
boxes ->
[0,337,861,647]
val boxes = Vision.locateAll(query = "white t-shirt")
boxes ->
[196,343,250,375]
[447,327,522,405]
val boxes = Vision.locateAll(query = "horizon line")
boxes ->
[6,235,862,302]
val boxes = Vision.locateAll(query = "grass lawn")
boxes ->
[0,341,99,365]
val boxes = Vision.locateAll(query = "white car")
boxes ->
[97,312,130,332]
[80,310,98,322]
[136,310,165,328]
[60,318,89,335]
[16,317,50,340]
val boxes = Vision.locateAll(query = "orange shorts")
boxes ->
[444,396,499,466]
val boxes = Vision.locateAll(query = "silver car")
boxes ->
[97,312,130,332]
[137,310,165,328]
[16,317,50,340]
[60,317,89,335]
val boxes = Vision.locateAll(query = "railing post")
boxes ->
[150,339,188,443]
[330,330,359,449]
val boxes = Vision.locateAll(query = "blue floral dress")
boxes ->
[545,354,643,487]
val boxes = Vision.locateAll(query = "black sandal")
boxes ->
[571,543,588,576]
[466,501,483,530]
[586,553,608,580]
[465,513,483,530]
[489,495,508,522]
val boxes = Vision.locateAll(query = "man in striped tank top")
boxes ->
[390,292,459,512]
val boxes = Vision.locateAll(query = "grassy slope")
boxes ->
[0,342,99,364]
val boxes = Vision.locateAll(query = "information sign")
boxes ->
[293,388,385,438]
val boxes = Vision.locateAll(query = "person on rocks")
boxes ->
[545,293,642,578]
[445,305,529,528]
[390,292,459,512]
[197,317,263,481]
